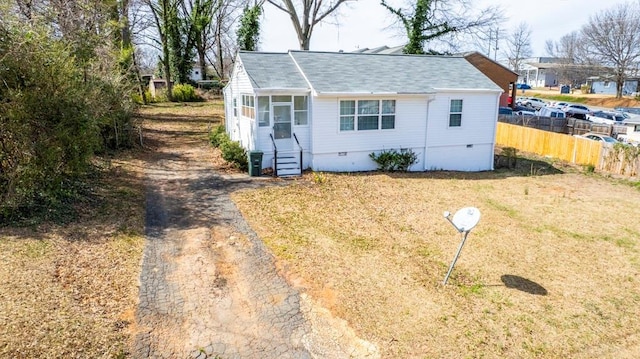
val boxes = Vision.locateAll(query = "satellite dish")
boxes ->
[451,207,480,232]
[442,206,481,285]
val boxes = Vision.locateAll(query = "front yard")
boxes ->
[232,164,640,358]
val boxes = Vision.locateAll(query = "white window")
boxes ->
[241,94,255,119]
[604,81,610,88]
[233,97,237,117]
[339,99,395,131]
[449,99,463,127]
[257,96,269,126]
[294,96,308,125]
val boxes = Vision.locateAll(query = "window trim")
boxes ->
[338,99,396,132]
[448,99,463,128]
[257,96,270,127]
[241,94,255,119]
[293,95,309,126]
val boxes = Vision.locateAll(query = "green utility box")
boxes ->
[248,151,263,176]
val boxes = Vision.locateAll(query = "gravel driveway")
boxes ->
[132,110,378,358]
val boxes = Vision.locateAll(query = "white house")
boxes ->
[588,76,640,96]
[223,50,503,176]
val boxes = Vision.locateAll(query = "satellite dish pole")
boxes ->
[442,207,481,285]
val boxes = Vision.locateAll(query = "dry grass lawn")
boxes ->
[0,161,145,358]
[0,101,226,358]
[232,163,640,358]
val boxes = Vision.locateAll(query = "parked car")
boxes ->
[516,83,532,89]
[521,98,547,109]
[514,108,537,117]
[562,104,591,115]
[581,133,619,144]
[499,107,513,115]
[551,101,570,109]
[615,107,640,115]
[536,106,566,118]
[588,111,625,125]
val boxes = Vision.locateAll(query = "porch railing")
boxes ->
[293,133,303,176]
[269,133,278,177]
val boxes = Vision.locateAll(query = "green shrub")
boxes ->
[209,125,247,170]
[369,148,418,172]
[0,19,135,223]
[172,83,201,102]
[209,125,228,148]
[220,140,248,171]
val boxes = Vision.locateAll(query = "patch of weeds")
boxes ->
[584,164,596,173]
[349,235,375,250]
[524,186,529,196]
[312,171,328,184]
[483,198,518,218]
[416,245,436,258]
[267,242,296,260]
[20,240,52,258]
[459,282,485,296]
[522,340,548,355]
[615,237,635,249]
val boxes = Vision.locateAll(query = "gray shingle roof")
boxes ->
[290,51,501,94]
[239,51,309,89]
[238,50,501,94]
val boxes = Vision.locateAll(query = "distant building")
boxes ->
[587,76,640,95]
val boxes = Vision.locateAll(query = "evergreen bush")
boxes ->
[369,148,419,172]
[172,84,201,102]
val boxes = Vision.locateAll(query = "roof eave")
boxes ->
[433,88,503,93]
[315,91,437,96]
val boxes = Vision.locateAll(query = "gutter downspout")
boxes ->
[423,95,437,171]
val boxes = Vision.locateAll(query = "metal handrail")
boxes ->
[293,133,303,176]
[269,133,278,177]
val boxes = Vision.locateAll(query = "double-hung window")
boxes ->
[449,99,463,127]
[339,99,395,131]
[294,96,308,125]
[257,96,270,126]
[241,94,255,119]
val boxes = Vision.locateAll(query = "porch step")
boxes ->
[275,152,301,177]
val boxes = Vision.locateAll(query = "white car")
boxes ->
[562,104,591,115]
[588,111,625,125]
[552,101,570,109]
[521,98,547,109]
[581,132,619,144]
[537,106,566,118]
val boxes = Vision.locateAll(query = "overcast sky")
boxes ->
[259,0,634,59]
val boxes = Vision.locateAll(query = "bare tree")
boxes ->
[266,0,354,50]
[143,0,180,100]
[504,22,531,72]
[381,0,501,54]
[581,1,640,98]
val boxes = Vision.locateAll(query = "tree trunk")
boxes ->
[199,49,206,81]
[216,24,224,80]
[616,71,624,99]
[133,50,148,104]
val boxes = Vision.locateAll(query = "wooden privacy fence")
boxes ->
[496,122,603,166]
[496,122,640,177]
[498,115,627,137]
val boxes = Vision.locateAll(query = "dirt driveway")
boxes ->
[131,103,378,358]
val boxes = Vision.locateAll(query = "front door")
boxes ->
[273,104,292,150]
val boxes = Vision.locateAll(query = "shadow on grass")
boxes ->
[501,274,548,296]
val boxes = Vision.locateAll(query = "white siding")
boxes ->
[310,95,429,171]
[424,91,499,171]
[225,59,255,149]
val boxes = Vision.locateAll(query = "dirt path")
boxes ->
[132,108,379,358]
